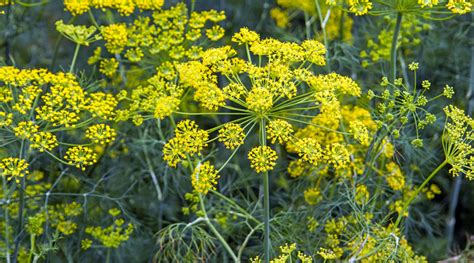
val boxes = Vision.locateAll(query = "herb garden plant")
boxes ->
[0,0,472,262]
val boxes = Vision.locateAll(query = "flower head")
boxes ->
[191,162,220,194]
[65,146,98,171]
[0,157,29,183]
[218,123,245,150]
[248,146,278,173]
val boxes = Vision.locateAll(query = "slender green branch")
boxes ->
[389,13,403,82]
[259,119,271,262]
[198,194,239,262]
[394,160,447,228]
[69,43,81,73]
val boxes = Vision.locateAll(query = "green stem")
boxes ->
[314,0,331,71]
[69,43,81,73]
[2,177,11,263]
[389,13,403,82]
[28,234,35,263]
[105,248,111,263]
[12,140,26,263]
[259,119,271,262]
[198,195,239,262]
[394,160,447,228]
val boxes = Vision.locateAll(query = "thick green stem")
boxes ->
[2,177,11,263]
[28,234,35,263]
[263,171,270,263]
[394,160,447,228]
[69,43,81,73]
[389,13,403,82]
[259,119,271,262]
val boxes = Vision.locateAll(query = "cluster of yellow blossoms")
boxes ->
[159,27,362,184]
[0,66,117,175]
[326,0,471,15]
[86,3,226,82]
[442,105,473,179]
[64,0,164,16]
[84,208,134,248]
[251,243,312,263]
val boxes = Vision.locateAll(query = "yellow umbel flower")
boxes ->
[355,185,370,205]
[295,138,323,165]
[317,247,339,260]
[154,96,180,120]
[86,124,117,145]
[304,187,322,205]
[102,24,128,54]
[418,0,439,8]
[65,146,98,171]
[385,162,406,191]
[163,120,209,167]
[0,111,12,127]
[246,87,273,114]
[218,123,245,150]
[266,119,293,144]
[270,8,289,28]
[30,132,59,152]
[55,20,100,46]
[348,0,373,15]
[442,105,473,179]
[206,25,225,41]
[248,146,278,173]
[86,220,133,248]
[447,0,472,14]
[301,40,327,66]
[325,143,350,170]
[63,0,91,16]
[191,162,220,194]
[13,121,39,140]
[99,58,119,77]
[0,157,29,183]
[231,27,260,45]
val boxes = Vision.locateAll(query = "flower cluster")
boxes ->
[442,105,473,179]
[0,157,29,183]
[163,120,209,167]
[367,64,449,147]
[64,0,164,16]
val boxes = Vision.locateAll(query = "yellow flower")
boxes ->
[418,0,439,8]
[295,138,323,165]
[0,157,29,183]
[246,87,273,114]
[355,184,370,205]
[64,0,91,16]
[102,24,128,54]
[30,132,59,152]
[266,119,293,144]
[248,146,278,173]
[231,27,260,45]
[65,146,98,171]
[348,0,373,15]
[13,121,39,140]
[191,161,220,194]
[447,0,472,14]
[270,8,289,28]
[218,123,245,150]
[154,96,180,120]
[86,124,117,145]
[206,25,225,41]
[304,187,322,205]
[99,58,119,77]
